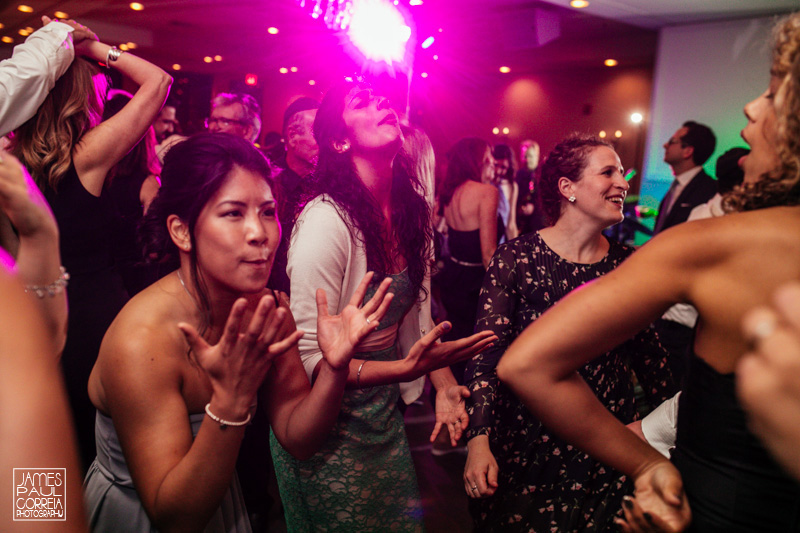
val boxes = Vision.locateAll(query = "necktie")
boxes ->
[654,180,678,234]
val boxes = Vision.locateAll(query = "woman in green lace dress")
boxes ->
[270,80,496,532]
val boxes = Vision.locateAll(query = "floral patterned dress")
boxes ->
[465,232,678,532]
[270,271,424,533]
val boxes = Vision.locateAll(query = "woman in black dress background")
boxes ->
[464,134,677,532]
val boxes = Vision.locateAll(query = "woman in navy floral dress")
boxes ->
[463,134,678,532]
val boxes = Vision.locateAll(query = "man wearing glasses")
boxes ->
[205,92,262,144]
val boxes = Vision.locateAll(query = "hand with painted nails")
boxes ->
[316,272,394,370]
[615,461,690,532]
[738,281,800,481]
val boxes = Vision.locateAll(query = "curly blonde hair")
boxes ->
[10,58,107,191]
[723,14,800,212]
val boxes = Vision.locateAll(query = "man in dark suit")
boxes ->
[653,120,718,384]
[653,121,718,234]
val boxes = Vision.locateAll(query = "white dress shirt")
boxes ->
[0,22,75,136]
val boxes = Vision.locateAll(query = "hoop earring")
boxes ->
[568,195,576,203]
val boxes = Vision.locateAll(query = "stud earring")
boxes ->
[342,142,350,152]
[568,195,576,203]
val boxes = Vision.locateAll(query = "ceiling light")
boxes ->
[126,42,137,49]
[129,3,144,11]
[118,43,129,51]
[172,64,181,71]
[2,36,13,43]
[599,130,606,138]
[17,5,34,13]
[214,55,222,61]
[279,67,288,74]
[267,27,279,35]
[604,59,618,67]
[308,79,316,85]
[203,56,213,63]
[433,54,438,60]
[409,0,422,4]
[18,29,31,37]
[570,0,589,8]
[631,112,643,124]
[54,11,68,18]
[290,66,298,72]
[502,127,510,135]
[421,36,434,49]
[499,66,511,74]
[492,127,500,135]
[614,130,622,138]
[0,24,4,30]
[420,72,428,78]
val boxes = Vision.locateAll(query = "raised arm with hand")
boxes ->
[0,150,66,354]
[72,28,172,196]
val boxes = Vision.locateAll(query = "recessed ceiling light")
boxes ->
[604,59,618,67]
[119,43,129,51]
[308,79,316,86]
[2,36,13,43]
[502,127,510,134]
[279,67,288,74]
[492,127,500,135]
[54,11,68,18]
[172,64,181,71]
[570,0,589,8]
[290,66,298,72]
[203,56,213,63]
[420,72,428,78]
[631,112,643,124]
[18,29,31,36]
[126,42,137,49]
[433,54,438,60]
[267,27,279,35]
[214,55,222,61]
[614,130,622,138]
[599,130,606,138]
[0,24,4,30]
[129,3,144,11]
[17,5,34,13]
[499,66,511,73]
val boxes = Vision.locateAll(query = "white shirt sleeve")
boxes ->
[640,392,681,458]
[0,22,75,137]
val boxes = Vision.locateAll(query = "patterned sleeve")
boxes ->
[464,243,520,440]
[625,325,680,410]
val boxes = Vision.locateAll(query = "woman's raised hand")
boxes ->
[178,294,304,413]
[0,150,58,241]
[404,323,497,378]
[316,272,394,370]
[615,461,691,532]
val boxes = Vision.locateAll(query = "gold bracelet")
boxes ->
[204,403,251,429]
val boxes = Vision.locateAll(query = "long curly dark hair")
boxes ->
[304,80,431,297]
[140,133,276,335]
[724,13,800,212]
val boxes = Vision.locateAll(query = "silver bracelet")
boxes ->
[24,266,69,299]
[356,360,367,389]
[204,403,251,429]
[105,46,125,67]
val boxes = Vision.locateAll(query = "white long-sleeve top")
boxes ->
[0,21,75,137]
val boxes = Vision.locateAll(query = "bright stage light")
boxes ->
[346,0,411,64]
[631,112,643,124]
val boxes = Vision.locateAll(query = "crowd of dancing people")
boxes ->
[3,11,800,533]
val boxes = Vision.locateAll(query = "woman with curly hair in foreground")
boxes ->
[498,13,800,532]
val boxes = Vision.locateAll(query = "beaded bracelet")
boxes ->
[204,403,251,429]
[24,267,69,299]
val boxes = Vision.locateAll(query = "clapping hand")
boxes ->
[178,294,304,410]
[316,272,394,370]
[406,324,497,377]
